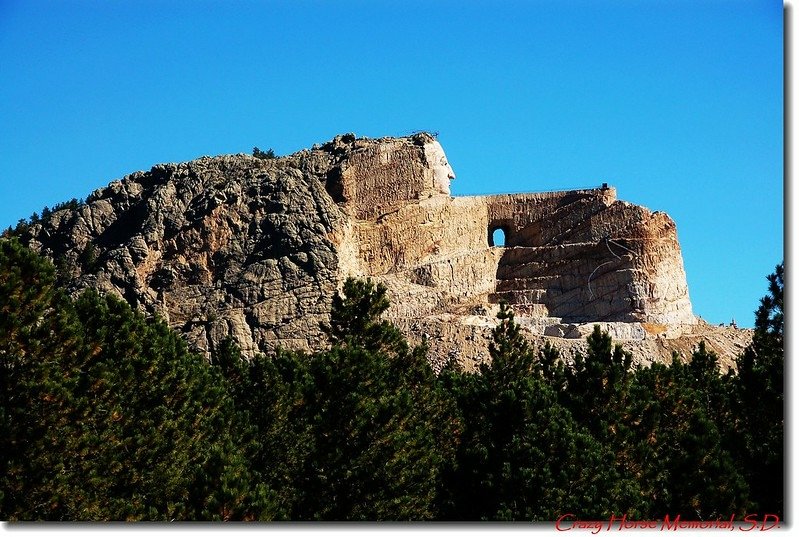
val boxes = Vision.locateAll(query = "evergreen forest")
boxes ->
[0,238,784,521]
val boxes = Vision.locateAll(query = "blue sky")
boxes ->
[0,0,783,327]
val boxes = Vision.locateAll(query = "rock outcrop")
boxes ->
[15,133,749,367]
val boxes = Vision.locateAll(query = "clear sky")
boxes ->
[0,0,783,327]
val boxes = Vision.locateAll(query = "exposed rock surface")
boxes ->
[14,133,751,366]
[21,153,345,356]
[397,313,751,373]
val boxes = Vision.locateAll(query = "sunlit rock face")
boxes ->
[423,140,456,195]
[19,132,727,370]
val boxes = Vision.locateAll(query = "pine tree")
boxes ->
[1,239,269,520]
[225,277,457,520]
[729,262,784,516]
[563,325,634,440]
[628,359,748,518]
[324,278,408,355]
[0,238,83,518]
[560,326,644,515]
[293,277,456,520]
[537,341,567,392]
[683,342,733,429]
[252,147,276,159]
[215,342,312,519]
[440,305,640,520]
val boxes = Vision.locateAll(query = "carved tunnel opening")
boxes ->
[489,219,515,247]
[490,227,507,247]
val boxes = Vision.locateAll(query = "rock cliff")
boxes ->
[14,133,750,367]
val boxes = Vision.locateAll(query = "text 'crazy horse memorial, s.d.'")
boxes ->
[21,133,751,370]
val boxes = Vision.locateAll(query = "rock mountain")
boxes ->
[15,133,750,370]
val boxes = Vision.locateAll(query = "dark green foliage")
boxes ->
[562,325,634,440]
[50,198,83,213]
[78,242,99,273]
[486,302,535,377]
[294,343,454,520]
[627,358,748,518]
[1,238,267,520]
[727,262,784,516]
[2,198,84,240]
[0,239,80,516]
[293,278,456,519]
[756,262,783,341]
[684,342,732,427]
[537,341,567,392]
[221,277,457,520]
[252,147,276,159]
[553,323,752,518]
[216,344,312,519]
[440,304,638,520]
[8,219,29,238]
[0,239,783,520]
[324,278,408,355]
[0,238,66,359]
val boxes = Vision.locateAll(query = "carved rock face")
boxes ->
[422,140,456,195]
[17,133,725,368]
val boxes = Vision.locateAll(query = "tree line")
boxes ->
[0,238,783,520]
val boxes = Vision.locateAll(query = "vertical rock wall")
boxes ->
[17,133,696,362]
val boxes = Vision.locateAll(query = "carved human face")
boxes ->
[423,141,456,195]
